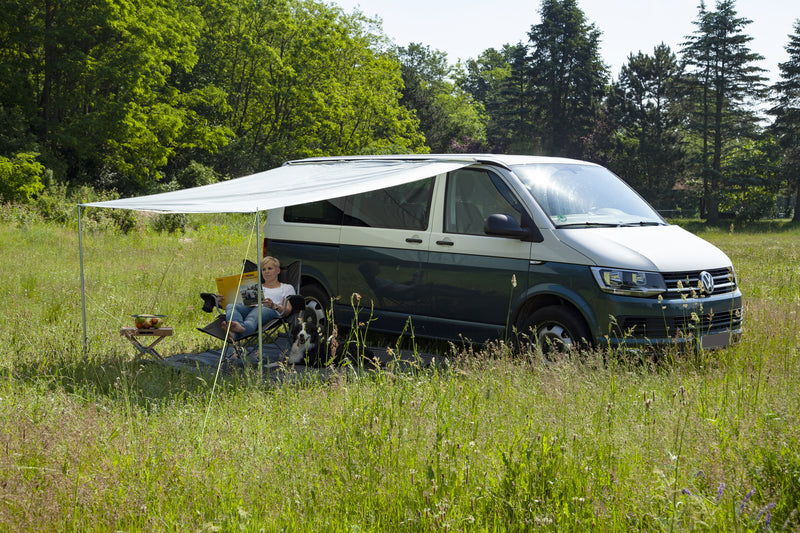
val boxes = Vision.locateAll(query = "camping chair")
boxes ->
[197,259,305,361]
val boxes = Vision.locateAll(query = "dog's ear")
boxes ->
[290,314,302,332]
[302,308,318,327]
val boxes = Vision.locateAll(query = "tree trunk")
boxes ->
[794,183,800,222]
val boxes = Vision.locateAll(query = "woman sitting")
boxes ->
[220,256,295,341]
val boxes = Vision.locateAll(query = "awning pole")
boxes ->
[256,211,263,376]
[78,205,88,354]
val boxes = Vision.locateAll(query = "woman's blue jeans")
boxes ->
[225,302,280,340]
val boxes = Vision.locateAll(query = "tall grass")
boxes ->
[1,214,799,531]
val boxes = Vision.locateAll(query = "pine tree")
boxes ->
[681,0,767,222]
[526,0,608,157]
[769,19,800,221]
[608,44,686,207]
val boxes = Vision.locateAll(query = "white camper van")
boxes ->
[264,154,742,351]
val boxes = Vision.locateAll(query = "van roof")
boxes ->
[285,154,597,170]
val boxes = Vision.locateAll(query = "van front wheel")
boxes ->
[517,306,591,358]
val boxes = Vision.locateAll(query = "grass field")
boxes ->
[1,211,799,531]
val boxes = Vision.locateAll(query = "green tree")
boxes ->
[0,152,46,203]
[396,43,486,153]
[717,136,781,220]
[681,0,767,222]
[460,44,532,153]
[496,43,537,153]
[190,0,425,176]
[0,0,231,193]
[769,19,800,221]
[606,45,687,207]
[526,0,608,157]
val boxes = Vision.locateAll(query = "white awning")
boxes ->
[81,157,476,213]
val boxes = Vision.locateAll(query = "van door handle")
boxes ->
[435,240,454,246]
[405,237,423,243]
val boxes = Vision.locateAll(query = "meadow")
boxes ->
[1,208,799,531]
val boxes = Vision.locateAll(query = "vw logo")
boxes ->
[700,271,715,295]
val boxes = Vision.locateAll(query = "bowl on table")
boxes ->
[132,314,167,329]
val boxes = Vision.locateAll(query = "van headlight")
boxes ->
[591,267,666,297]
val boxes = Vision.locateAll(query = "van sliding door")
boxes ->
[337,178,435,331]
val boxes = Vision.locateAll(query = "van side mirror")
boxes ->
[484,214,542,242]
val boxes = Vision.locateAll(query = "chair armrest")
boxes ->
[200,292,222,313]
[286,295,305,316]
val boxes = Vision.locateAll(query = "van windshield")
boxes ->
[512,163,665,228]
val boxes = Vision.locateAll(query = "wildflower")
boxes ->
[758,502,776,527]
[511,274,517,288]
[682,488,693,496]
[740,488,755,512]
[716,482,725,502]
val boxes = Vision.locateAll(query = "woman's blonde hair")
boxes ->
[261,256,280,269]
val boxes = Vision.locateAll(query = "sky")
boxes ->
[334,0,798,84]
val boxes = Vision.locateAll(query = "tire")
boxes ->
[516,305,592,358]
[296,282,332,367]
[299,282,330,329]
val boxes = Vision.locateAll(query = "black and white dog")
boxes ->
[286,308,320,365]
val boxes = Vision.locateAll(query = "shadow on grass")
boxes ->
[9,343,229,408]
[7,329,453,409]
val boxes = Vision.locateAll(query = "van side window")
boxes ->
[344,178,434,230]
[284,197,347,225]
[445,169,523,235]
[285,179,433,229]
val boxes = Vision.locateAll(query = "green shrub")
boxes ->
[33,183,139,234]
[0,152,46,203]
[173,160,219,189]
[719,186,779,221]
[35,182,73,224]
[151,212,187,233]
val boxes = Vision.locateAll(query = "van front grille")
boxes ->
[617,306,743,339]
[662,267,737,298]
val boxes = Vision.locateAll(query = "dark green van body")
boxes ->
[266,155,743,350]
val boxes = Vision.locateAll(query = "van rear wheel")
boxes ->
[300,282,330,329]
[517,305,591,359]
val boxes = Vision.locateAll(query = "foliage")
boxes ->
[0,0,232,193]
[3,181,140,233]
[717,136,781,220]
[603,45,687,208]
[396,43,487,153]
[460,0,608,158]
[494,44,544,154]
[0,0,426,194]
[769,19,800,221]
[151,213,188,234]
[0,0,798,220]
[188,0,425,176]
[680,0,768,222]
[2,218,800,530]
[0,152,46,203]
[459,46,519,152]
[526,0,608,157]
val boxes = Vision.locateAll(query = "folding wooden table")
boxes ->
[120,327,173,360]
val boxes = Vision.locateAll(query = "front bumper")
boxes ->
[593,290,743,349]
